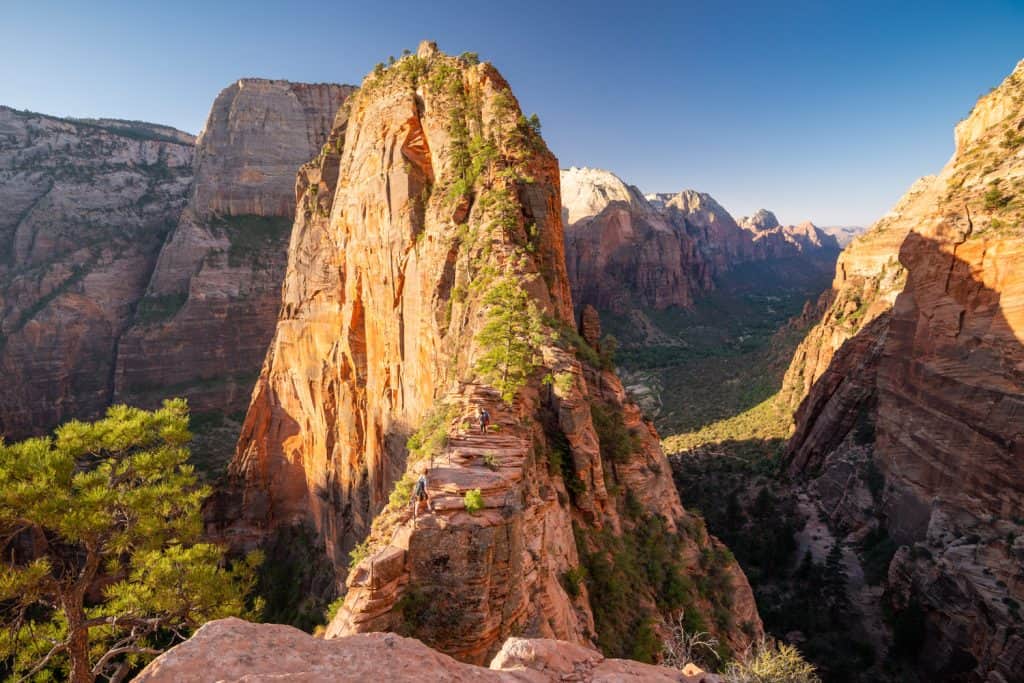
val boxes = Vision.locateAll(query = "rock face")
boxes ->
[114,79,354,419]
[218,43,760,666]
[0,107,194,439]
[782,59,1024,681]
[563,171,839,316]
[563,171,709,313]
[0,81,353,447]
[135,617,713,682]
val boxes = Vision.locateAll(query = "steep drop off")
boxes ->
[0,108,194,439]
[214,43,761,665]
[114,79,353,432]
[782,59,1024,681]
[0,82,352,464]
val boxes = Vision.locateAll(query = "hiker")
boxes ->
[411,471,433,521]
[478,407,490,434]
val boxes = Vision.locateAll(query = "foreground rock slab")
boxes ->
[134,618,711,682]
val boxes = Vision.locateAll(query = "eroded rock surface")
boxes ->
[218,43,760,666]
[563,170,838,318]
[114,79,354,421]
[782,58,1024,681]
[0,108,194,439]
[134,617,715,682]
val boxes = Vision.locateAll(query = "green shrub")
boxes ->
[590,403,639,463]
[561,566,586,598]
[482,451,498,470]
[407,404,453,462]
[388,473,415,509]
[463,488,484,513]
[984,181,1012,210]
[324,596,346,623]
[348,539,372,570]
[722,640,820,683]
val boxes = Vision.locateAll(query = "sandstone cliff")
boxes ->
[114,79,354,422]
[217,42,760,665]
[0,108,194,439]
[0,82,353,455]
[562,169,708,313]
[562,172,839,318]
[135,617,716,682]
[782,59,1024,681]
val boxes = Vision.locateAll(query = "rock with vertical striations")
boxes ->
[782,58,1024,681]
[113,79,354,423]
[216,43,761,666]
[0,108,194,439]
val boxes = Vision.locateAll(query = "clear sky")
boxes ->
[2,1,1023,226]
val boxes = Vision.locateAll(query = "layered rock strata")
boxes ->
[562,170,838,316]
[782,59,1024,681]
[114,79,354,417]
[218,42,760,665]
[0,108,194,439]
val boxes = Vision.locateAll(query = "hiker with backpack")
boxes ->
[478,407,490,434]
[411,470,433,521]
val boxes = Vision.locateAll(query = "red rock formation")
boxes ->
[782,59,1024,680]
[135,617,715,682]
[114,80,354,419]
[220,42,760,665]
[562,172,839,319]
[0,108,194,439]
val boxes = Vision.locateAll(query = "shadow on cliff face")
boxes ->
[782,231,1024,682]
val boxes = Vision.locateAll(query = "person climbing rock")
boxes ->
[478,407,490,434]
[411,471,433,521]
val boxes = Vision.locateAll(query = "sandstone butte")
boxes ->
[135,618,723,682]
[208,42,762,666]
[780,58,1024,681]
[560,166,839,317]
[114,79,354,420]
[0,81,353,443]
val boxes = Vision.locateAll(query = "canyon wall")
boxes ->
[0,108,194,439]
[0,81,353,448]
[562,168,839,317]
[114,79,354,418]
[217,43,760,666]
[783,59,1024,681]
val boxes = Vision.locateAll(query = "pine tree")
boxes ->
[474,278,548,403]
[0,399,262,682]
[823,540,851,621]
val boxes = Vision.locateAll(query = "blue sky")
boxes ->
[2,1,1022,226]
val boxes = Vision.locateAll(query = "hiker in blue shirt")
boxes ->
[478,407,490,434]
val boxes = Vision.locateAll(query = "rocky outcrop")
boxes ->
[782,58,1024,681]
[738,208,780,232]
[0,82,354,444]
[563,174,839,318]
[0,108,194,439]
[563,171,708,313]
[217,42,760,666]
[114,79,354,419]
[135,617,716,682]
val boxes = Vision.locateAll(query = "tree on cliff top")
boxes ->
[0,399,261,683]
[474,278,548,403]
